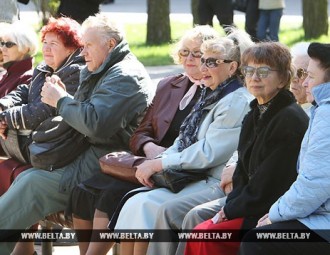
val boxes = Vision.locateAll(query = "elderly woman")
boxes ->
[0,21,38,97]
[115,28,254,255]
[0,16,84,255]
[184,42,309,255]
[290,42,312,116]
[0,17,84,165]
[67,25,219,255]
[239,42,330,255]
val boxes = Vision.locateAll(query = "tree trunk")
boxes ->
[303,0,328,39]
[191,0,200,25]
[146,0,171,45]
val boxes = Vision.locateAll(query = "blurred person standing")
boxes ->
[257,0,285,41]
[198,0,234,29]
[57,0,103,24]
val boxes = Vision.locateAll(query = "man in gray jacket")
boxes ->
[0,13,154,254]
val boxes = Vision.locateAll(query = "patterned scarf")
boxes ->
[177,77,242,152]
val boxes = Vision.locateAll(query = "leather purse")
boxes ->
[99,151,146,184]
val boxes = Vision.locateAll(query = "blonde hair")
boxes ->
[171,25,219,64]
[201,27,254,63]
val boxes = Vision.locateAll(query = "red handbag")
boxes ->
[0,158,31,195]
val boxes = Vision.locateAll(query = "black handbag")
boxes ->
[29,116,90,171]
[232,0,247,12]
[151,168,208,193]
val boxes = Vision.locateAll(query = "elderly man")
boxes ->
[0,13,154,254]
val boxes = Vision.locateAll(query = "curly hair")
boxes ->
[41,17,83,49]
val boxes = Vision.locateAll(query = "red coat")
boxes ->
[129,74,191,156]
[0,57,33,98]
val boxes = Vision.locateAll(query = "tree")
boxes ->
[146,0,171,45]
[31,0,59,25]
[302,0,328,39]
[191,0,200,25]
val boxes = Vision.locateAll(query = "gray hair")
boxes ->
[171,25,220,64]
[290,42,310,59]
[1,21,39,57]
[81,13,125,45]
[201,27,254,63]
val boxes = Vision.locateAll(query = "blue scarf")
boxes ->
[177,77,242,152]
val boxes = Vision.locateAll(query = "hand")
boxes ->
[220,163,236,194]
[135,158,162,188]
[0,120,7,140]
[212,207,227,224]
[41,75,68,107]
[257,213,272,227]
[143,142,166,159]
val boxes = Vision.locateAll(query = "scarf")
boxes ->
[179,74,203,110]
[177,77,242,152]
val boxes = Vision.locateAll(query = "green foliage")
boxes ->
[34,19,330,67]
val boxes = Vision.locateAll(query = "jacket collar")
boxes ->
[250,89,296,127]
[36,48,83,74]
[3,57,33,74]
[312,82,330,106]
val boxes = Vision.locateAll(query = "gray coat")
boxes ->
[57,39,155,192]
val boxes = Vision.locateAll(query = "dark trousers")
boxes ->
[240,220,330,255]
[245,0,259,41]
[198,0,233,28]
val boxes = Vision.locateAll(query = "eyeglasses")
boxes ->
[0,41,17,48]
[178,49,202,58]
[296,68,308,80]
[201,57,233,68]
[241,66,278,79]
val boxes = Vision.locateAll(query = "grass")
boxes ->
[34,19,330,67]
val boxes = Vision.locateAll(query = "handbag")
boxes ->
[232,0,247,12]
[99,151,146,185]
[0,158,31,195]
[151,168,208,193]
[28,116,89,171]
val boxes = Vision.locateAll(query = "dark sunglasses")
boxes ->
[241,66,278,79]
[178,49,202,58]
[296,68,308,80]
[201,57,233,68]
[0,41,17,48]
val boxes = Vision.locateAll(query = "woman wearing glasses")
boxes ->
[114,28,254,255]
[0,21,38,98]
[290,42,312,116]
[240,42,330,255]
[184,42,309,255]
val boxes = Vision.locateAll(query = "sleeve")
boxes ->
[269,106,330,222]
[57,70,149,142]
[129,88,159,156]
[161,90,250,171]
[3,65,81,131]
[224,113,306,220]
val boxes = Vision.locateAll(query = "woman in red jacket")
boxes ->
[0,21,38,98]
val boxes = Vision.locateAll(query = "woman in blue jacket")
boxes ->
[240,42,330,255]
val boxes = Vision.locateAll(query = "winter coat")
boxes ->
[57,39,155,192]
[269,82,330,242]
[129,74,191,156]
[0,57,33,98]
[0,49,84,131]
[224,89,309,228]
